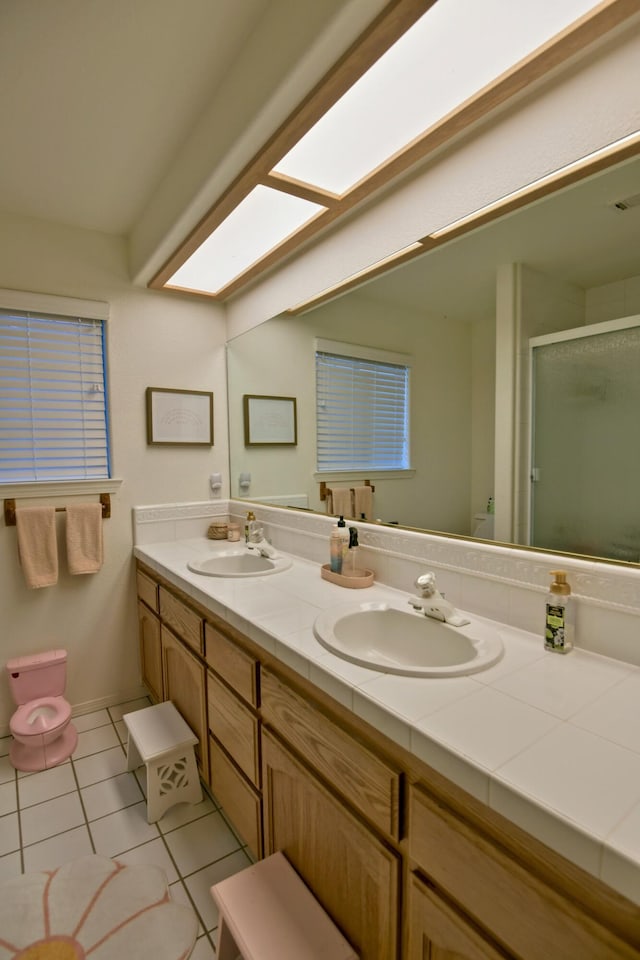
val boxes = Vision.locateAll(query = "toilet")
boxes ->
[472,512,495,539]
[6,649,78,772]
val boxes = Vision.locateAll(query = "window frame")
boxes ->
[0,288,118,496]
[315,337,411,477]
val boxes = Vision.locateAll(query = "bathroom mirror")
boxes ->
[227,153,640,565]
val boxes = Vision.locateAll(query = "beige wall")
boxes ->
[0,212,226,729]
[228,291,484,534]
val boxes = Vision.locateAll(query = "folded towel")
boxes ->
[352,485,373,521]
[16,506,58,589]
[66,503,104,575]
[326,486,353,518]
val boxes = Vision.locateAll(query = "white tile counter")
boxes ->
[134,536,640,906]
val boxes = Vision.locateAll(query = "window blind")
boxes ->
[0,310,111,483]
[316,349,409,472]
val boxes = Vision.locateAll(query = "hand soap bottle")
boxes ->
[346,526,359,576]
[544,571,574,654]
[337,516,350,565]
[330,523,344,574]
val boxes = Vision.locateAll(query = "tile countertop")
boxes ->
[134,537,640,906]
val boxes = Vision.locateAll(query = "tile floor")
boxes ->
[0,696,254,958]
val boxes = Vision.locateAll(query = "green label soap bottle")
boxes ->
[544,570,574,653]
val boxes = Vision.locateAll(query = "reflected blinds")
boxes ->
[316,348,409,472]
[0,310,110,482]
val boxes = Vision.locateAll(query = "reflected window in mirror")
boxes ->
[315,338,410,473]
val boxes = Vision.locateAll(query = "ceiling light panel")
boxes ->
[167,186,325,294]
[272,0,600,195]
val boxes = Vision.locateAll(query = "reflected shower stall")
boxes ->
[529,315,640,562]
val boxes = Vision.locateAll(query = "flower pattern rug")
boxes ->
[0,855,197,959]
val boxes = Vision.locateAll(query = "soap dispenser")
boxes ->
[346,526,360,576]
[330,522,344,574]
[544,571,574,654]
[336,515,350,564]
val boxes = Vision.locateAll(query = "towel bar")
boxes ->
[4,493,111,526]
[319,479,374,502]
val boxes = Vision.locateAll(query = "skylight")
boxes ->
[272,0,600,194]
[167,186,325,295]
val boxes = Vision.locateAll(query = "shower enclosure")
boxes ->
[529,315,640,563]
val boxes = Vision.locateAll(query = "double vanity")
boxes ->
[133,505,640,959]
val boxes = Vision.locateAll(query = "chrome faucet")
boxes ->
[247,537,278,559]
[409,571,470,626]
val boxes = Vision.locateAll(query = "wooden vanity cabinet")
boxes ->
[136,601,163,703]
[135,562,640,960]
[262,728,400,960]
[407,873,507,960]
[161,624,209,781]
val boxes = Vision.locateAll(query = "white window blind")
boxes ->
[316,343,410,472]
[0,309,111,483]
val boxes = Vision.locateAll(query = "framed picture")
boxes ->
[243,394,297,446]
[146,387,213,445]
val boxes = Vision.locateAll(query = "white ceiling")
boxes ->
[0,0,375,245]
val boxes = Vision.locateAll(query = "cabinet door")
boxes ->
[137,601,163,703]
[161,626,209,781]
[408,873,508,960]
[262,728,400,960]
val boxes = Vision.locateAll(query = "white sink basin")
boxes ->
[187,551,291,578]
[313,601,503,677]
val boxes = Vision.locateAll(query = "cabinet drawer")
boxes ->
[261,669,400,840]
[409,785,633,960]
[136,570,158,612]
[207,670,260,786]
[159,587,203,655]
[204,621,258,706]
[209,736,262,860]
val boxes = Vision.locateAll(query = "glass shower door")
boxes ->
[530,317,640,562]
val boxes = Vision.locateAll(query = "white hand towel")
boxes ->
[16,506,58,588]
[66,503,104,575]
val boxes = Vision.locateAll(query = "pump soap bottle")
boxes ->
[336,516,350,565]
[330,522,344,574]
[544,571,574,654]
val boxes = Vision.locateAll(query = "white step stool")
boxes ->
[123,701,202,823]
[210,851,358,959]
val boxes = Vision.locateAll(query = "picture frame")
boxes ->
[243,394,297,446]
[146,387,214,446]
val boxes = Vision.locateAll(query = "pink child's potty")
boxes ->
[6,650,78,772]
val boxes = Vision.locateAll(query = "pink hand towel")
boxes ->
[16,506,58,588]
[326,486,353,518]
[66,503,104,575]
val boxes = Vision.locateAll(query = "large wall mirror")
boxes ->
[227,153,640,566]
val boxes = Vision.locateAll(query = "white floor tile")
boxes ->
[89,801,159,856]
[0,754,15,784]
[20,791,85,846]
[170,879,206,936]
[81,772,144,821]
[109,698,151,722]
[189,934,217,959]
[18,762,76,808]
[74,725,120,759]
[0,812,19,856]
[22,825,94,873]
[184,849,252,932]
[0,780,17,817]
[72,709,112,733]
[158,795,217,833]
[0,850,21,881]
[163,812,240,876]
[114,837,179,884]
[114,719,128,743]
[73,745,127,787]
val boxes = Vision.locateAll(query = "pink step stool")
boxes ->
[210,851,358,959]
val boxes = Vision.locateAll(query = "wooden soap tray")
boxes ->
[321,564,374,588]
